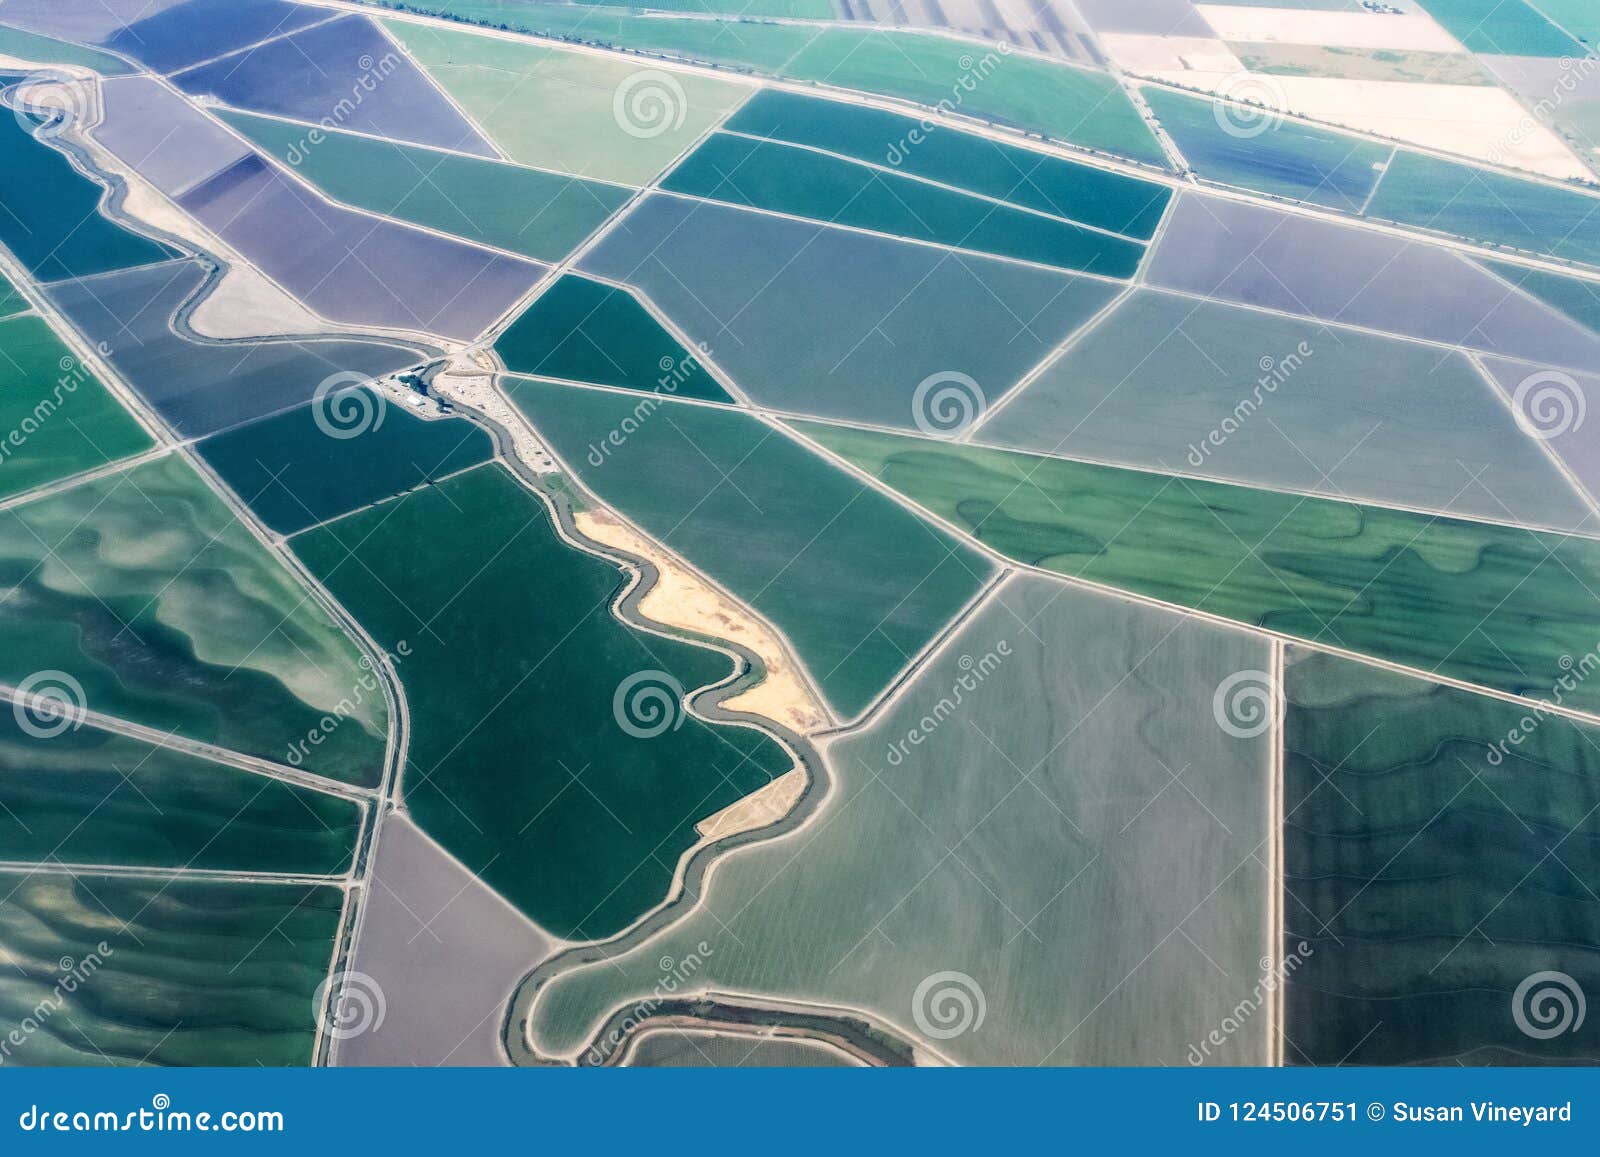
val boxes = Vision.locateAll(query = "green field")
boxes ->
[723,89,1171,237]
[508,381,994,719]
[385,21,752,185]
[1478,258,1600,334]
[0,875,342,1065]
[217,109,629,262]
[525,577,1273,1065]
[1367,152,1600,267]
[0,714,361,875]
[1415,0,1582,55]
[1283,648,1600,1064]
[291,463,792,939]
[1229,44,1489,86]
[370,6,1167,166]
[663,133,1147,275]
[570,0,834,16]
[1143,86,1389,212]
[0,25,136,73]
[0,113,174,281]
[197,388,494,534]
[0,454,387,783]
[496,275,731,401]
[804,424,1600,715]
[0,315,153,499]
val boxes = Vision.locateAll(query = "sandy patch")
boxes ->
[1195,5,1463,51]
[1100,33,1244,75]
[573,508,830,737]
[1155,69,1590,179]
[694,767,807,842]
[431,367,557,473]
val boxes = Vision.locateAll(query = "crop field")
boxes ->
[385,22,751,185]
[291,463,794,940]
[1141,86,1389,211]
[578,195,1123,429]
[219,110,628,263]
[1283,648,1600,1064]
[0,454,388,784]
[1146,195,1600,372]
[0,314,152,498]
[507,380,994,720]
[0,712,362,874]
[1366,151,1600,268]
[662,133,1148,276]
[1479,258,1600,335]
[100,0,325,73]
[46,259,425,437]
[197,389,494,534]
[0,874,344,1065]
[976,290,1590,530]
[495,275,730,402]
[1414,0,1582,55]
[523,577,1272,1065]
[806,424,1600,715]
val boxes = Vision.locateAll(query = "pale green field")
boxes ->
[387,21,752,184]
[527,576,1272,1065]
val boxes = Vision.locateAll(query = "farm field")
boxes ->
[197,388,494,534]
[495,275,730,402]
[0,875,343,1065]
[507,379,994,721]
[0,712,362,874]
[218,110,628,263]
[0,314,152,498]
[0,454,388,784]
[1478,258,1600,334]
[578,195,1123,429]
[1141,86,1389,211]
[661,133,1147,275]
[1413,0,1582,56]
[1283,647,1600,1064]
[975,290,1591,530]
[385,22,751,185]
[805,423,1600,715]
[521,576,1272,1066]
[291,463,793,940]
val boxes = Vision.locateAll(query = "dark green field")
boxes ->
[1283,648,1600,1064]
[198,389,493,534]
[806,424,1600,714]
[495,276,730,402]
[0,109,174,281]
[0,875,343,1066]
[218,109,629,262]
[1478,258,1600,335]
[291,463,792,939]
[510,382,994,719]
[0,713,361,874]
[664,133,1147,276]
